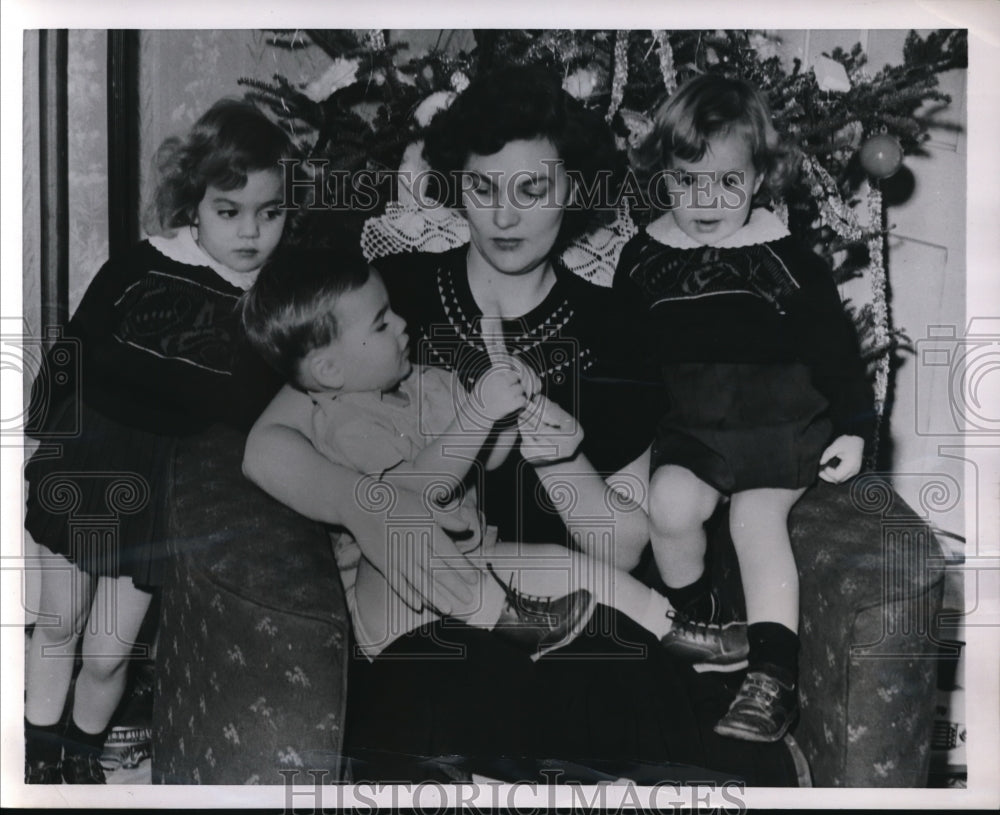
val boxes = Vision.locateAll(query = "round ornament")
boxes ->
[859,133,904,179]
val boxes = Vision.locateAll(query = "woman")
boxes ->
[243,65,804,785]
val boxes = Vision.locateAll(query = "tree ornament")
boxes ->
[859,133,904,178]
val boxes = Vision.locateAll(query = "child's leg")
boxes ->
[25,554,95,727]
[715,487,806,743]
[728,488,805,633]
[648,465,721,618]
[71,576,153,734]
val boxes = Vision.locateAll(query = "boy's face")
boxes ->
[195,168,286,273]
[666,131,763,246]
[321,271,411,393]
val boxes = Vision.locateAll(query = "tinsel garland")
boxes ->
[606,30,629,123]
[800,155,864,241]
[803,154,891,446]
[866,181,890,420]
[652,30,677,95]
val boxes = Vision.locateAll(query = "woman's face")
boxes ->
[461,137,572,277]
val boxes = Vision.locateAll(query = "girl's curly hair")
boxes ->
[422,64,625,251]
[144,98,297,235]
[631,73,797,208]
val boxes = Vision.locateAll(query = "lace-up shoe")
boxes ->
[714,663,799,742]
[660,610,749,667]
[487,563,594,654]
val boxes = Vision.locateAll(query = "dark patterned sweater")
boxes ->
[28,239,283,438]
[613,211,875,443]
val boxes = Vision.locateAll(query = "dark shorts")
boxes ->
[651,362,832,493]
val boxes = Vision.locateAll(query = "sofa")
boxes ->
[152,424,946,786]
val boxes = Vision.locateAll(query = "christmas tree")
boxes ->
[240,28,967,445]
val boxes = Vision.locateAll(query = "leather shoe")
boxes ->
[660,610,749,667]
[714,663,798,742]
[25,758,62,784]
[488,563,594,654]
[61,751,107,784]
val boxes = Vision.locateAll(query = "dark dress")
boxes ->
[613,214,875,493]
[345,247,800,785]
[24,238,283,589]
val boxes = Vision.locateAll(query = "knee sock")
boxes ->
[662,572,714,621]
[638,590,675,640]
[63,719,107,758]
[25,719,64,764]
[747,622,799,681]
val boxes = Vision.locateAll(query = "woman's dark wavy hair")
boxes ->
[632,73,797,208]
[144,98,297,235]
[422,64,624,251]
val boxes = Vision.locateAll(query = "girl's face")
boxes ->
[461,137,572,278]
[195,168,286,273]
[666,130,763,246]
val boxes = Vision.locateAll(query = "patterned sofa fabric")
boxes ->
[152,425,350,785]
[152,425,944,787]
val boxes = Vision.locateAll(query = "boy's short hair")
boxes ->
[242,247,370,388]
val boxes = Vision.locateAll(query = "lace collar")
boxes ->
[148,227,261,291]
[646,208,790,250]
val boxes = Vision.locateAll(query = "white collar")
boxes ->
[646,207,790,250]
[148,227,261,291]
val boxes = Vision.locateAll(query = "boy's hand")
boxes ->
[818,434,865,483]
[468,361,530,423]
[518,395,584,463]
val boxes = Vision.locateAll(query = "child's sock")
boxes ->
[662,572,714,621]
[638,589,675,640]
[747,621,799,679]
[25,719,64,764]
[63,719,107,758]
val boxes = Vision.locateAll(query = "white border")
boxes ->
[2,0,998,810]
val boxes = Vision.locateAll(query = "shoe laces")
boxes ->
[666,609,722,642]
[737,672,785,706]
[486,563,558,619]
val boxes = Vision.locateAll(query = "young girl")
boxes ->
[615,74,874,742]
[23,99,294,783]
[241,248,727,662]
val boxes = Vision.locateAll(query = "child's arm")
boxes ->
[244,384,480,614]
[380,363,529,496]
[519,395,650,570]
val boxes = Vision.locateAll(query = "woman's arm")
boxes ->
[519,396,650,571]
[244,385,478,613]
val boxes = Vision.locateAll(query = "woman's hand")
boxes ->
[518,394,584,464]
[818,434,865,483]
